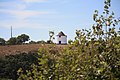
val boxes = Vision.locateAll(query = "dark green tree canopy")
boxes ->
[17,34,30,44]
[6,34,30,45]
[0,38,5,45]
[7,37,17,45]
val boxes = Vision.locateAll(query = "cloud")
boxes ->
[22,0,48,3]
[0,0,48,10]
[0,9,53,19]
[0,2,27,10]
[0,0,53,19]
[0,19,54,29]
[0,0,54,29]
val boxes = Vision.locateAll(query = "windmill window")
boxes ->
[59,36,61,38]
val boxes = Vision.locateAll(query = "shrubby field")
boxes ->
[0,0,120,80]
[0,45,65,80]
[18,0,120,79]
[0,44,66,56]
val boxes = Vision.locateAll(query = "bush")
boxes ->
[18,0,120,79]
[37,40,46,44]
[29,40,37,44]
[18,41,120,79]
[0,51,38,80]
[7,37,17,45]
[0,38,5,45]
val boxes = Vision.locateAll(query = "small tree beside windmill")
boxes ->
[47,31,55,44]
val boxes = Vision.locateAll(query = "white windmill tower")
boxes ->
[57,31,67,44]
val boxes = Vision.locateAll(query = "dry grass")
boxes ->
[0,44,67,56]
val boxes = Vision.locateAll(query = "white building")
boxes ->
[57,31,67,44]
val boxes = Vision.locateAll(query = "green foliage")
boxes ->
[18,39,120,79]
[29,40,46,44]
[7,37,17,45]
[17,34,30,44]
[93,0,119,40]
[29,40,36,44]
[18,47,58,80]
[37,40,46,44]
[17,0,120,79]
[0,52,38,80]
[68,39,73,44]
[49,31,55,44]
[6,34,30,45]
[0,38,6,45]
[47,40,51,44]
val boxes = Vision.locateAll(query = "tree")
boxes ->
[7,37,17,45]
[68,39,73,44]
[29,40,36,44]
[0,38,5,45]
[17,34,30,44]
[49,31,55,44]
[92,0,119,40]
[6,34,30,45]
[37,40,46,44]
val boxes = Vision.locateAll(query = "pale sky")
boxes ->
[0,0,120,42]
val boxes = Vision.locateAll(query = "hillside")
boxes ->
[0,44,67,56]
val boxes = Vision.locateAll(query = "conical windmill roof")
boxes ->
[57,31,66,36]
